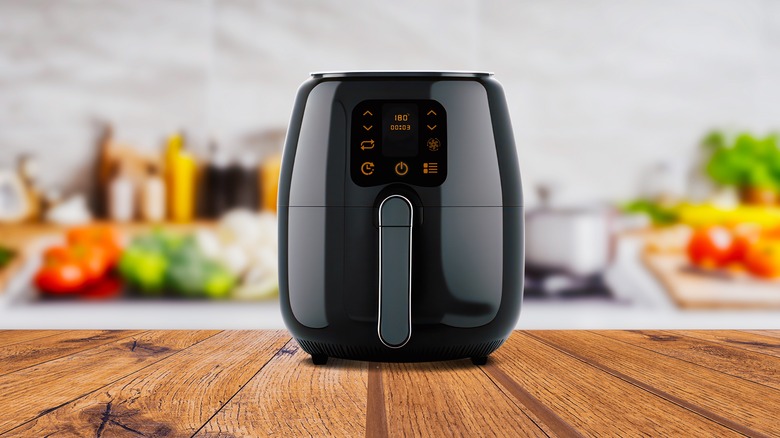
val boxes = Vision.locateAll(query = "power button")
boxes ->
[394,161,409,176]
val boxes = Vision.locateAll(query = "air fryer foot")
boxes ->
[311,354,328,365]
[471,356,488,365]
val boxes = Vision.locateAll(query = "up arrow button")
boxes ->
[426,109,437,116]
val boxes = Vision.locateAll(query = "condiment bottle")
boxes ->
[108,160,136,222]
[203,144,231,218]
[229,152,258,210]
[260,154,282,212]
[165,132,196,222]
[141,163,166,222]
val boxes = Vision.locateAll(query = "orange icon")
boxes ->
[427,138,441,152]
[360,140,375,150]
[394,161,409,176]
[427,109,437,116]
[423,162,438,174]
[426,124,437,131]
[361,162,375,176]
[363,110,373,116]
[363,125,373,131]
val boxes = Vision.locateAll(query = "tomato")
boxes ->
[70,244,110,283]
[80,276,123,300]
[730,223,762,263]
[687,226,736,269]
[66,225,123,267]
[745,239,780,279]
[42,246,72,264]
[35,260,87,295]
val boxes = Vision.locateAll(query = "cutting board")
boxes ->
[642,251,780,309]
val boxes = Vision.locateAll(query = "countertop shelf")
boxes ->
[0,330,778,436]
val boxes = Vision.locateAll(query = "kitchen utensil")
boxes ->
[278,71,523,364]
[525,185,615,277]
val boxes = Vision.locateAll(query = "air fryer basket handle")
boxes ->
[377,195,413,348]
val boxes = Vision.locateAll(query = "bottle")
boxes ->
[108,161,136,222]
[17,154,42,221]
[141,163,166,222]
[229,152,258,211]
[0,169,29,223]
[165,132,196,223]
[203,143,231,218]
[260,154,282,212]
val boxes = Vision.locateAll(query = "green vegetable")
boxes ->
[0,247,15,269]
[118,247,168,295]
[118,230,237,299]
[166,256,235,299]
[704,131,780,190]
[622,199,679,225]
[202,264,236,299]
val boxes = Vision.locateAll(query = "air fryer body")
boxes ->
[279,72,523,363]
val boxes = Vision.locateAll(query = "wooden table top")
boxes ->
[0,330,777,437]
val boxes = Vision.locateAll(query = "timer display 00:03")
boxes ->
[389,124,412,131]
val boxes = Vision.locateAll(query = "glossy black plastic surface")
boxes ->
[278,72,523,362]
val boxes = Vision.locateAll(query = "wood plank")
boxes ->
[196,340,369,437]
[742,330,780,340]
[492,332,742,436]
[0,330,218,434]
[668,330,780,359]
[483,362,582,438]
[8,331,290,437]
[366,363,389,438]
[0,330,143,376]
[0,330,64,348]
[531,330,779,437]
[600,330,780,390]
[381,360,547,437]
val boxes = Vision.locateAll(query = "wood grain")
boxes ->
[0,330,62,347]
[0,330,143,376]
[366,362,388,438]
[600,330,780,390]
[742,330,780,340]
[196,339,369,437]
[531,330,780,437]
[381,360,547,437]
[491,332,742,436]
[8,331,290,437]
[483,361,583,438]
[0,330,777,437]
[668,330,780,358]
[0,330,218,434]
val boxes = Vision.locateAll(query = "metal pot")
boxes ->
[525,185,615,277]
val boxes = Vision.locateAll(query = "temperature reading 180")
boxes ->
[382,103,418,157]
[390,113,411,131]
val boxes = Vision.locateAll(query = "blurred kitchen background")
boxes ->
[1,0,780,329]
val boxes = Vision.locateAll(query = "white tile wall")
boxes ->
[0,0,778,202]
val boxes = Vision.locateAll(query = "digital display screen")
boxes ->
[382,103,418,157]
[351,99,446,187]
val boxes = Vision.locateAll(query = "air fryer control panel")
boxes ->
[350,100,447,187]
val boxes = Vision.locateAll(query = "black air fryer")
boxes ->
[278,71,523,364]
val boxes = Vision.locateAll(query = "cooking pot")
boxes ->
[525,185,615,277]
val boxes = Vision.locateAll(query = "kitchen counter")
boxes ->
[0,330,777,436]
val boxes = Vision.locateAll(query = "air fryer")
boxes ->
[278,71,523,364]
